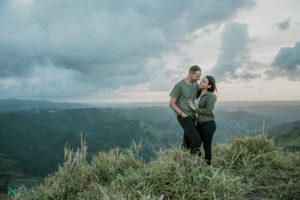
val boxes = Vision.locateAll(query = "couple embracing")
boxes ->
[169,65,217,166]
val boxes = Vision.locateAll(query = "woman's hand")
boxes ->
[188,101,195,110]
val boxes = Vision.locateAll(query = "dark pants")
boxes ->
[196,121,216,166]
[177,116,202,155]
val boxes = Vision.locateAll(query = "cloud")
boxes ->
[210,22,261,82]
[0,62,91,100]
[274,18,292,31]
[267,42,300,81]
[0,0,255,99]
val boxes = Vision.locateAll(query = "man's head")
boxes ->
[188,65,202,82]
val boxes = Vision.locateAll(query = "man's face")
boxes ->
[190,71,201,82]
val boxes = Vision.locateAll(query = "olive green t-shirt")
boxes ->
[170,79,199,118]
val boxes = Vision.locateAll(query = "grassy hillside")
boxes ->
[7,134,299,200]
[274,128,300,151]
[267,120,300,151]
[0,153,42,193]
[0,124,113,176]
[1,108,299,198]
[0,110,182,193]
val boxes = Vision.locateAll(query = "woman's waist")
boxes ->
[196,115,215,123]
[197,120,215,125]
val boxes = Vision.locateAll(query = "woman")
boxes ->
[188,75,217,166]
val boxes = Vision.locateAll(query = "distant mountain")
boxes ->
[266,120,300,151]
[267,120,300,137]
[216,101,300,124]
[213,110,276,143]
[0,106,278,143]
[274,128,300,151]
[0,98,90,112]
[77,107,277,143]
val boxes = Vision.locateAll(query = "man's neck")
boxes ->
[184,77,193,85]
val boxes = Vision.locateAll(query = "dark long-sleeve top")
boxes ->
[195,91,215,123]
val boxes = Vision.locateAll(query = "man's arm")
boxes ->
[169,97,188,117]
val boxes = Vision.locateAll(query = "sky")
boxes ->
[0,0,299,103]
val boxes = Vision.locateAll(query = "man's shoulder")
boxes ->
[174,79,185,87]
[178,79,185,84]
[170,79,184,98]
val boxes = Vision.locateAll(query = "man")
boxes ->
[169,65,202,155]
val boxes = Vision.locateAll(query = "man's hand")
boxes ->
[188,101,195,110]
[181,112,188,118]
[169,96,188,118]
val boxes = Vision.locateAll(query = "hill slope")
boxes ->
[0,109,182,192]
[274,128,300,151]
[11,134,300,200]
[0,153,42,193]
[1,108,298,196]
[0,99,89,112]
[268,120,300,137]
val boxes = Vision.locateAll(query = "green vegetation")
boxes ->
[1,108,299,198]
[0,109,182,193]
[9,134,299,200]
[0,153,42,194]
[274,128,300,151]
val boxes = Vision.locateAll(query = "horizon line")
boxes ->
[1,98,300,104]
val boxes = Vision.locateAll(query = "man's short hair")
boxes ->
[189,65,201,74]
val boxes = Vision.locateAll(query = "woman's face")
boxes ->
[200,77,210,89]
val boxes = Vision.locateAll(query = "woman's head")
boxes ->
[200,75,217,93]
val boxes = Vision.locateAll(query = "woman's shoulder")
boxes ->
[206,92,216,101]
[206,91,214,96]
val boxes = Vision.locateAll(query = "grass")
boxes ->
[5,134,300,200]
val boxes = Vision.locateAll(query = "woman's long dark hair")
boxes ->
[206,75,217,93]
[196,75,217,98]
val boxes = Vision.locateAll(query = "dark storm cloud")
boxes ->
[211,22,261,82]
[274,18,291,31]
[0,0,255,98]
[267,42,300,81]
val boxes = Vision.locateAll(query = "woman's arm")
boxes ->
[194,94,215,116]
